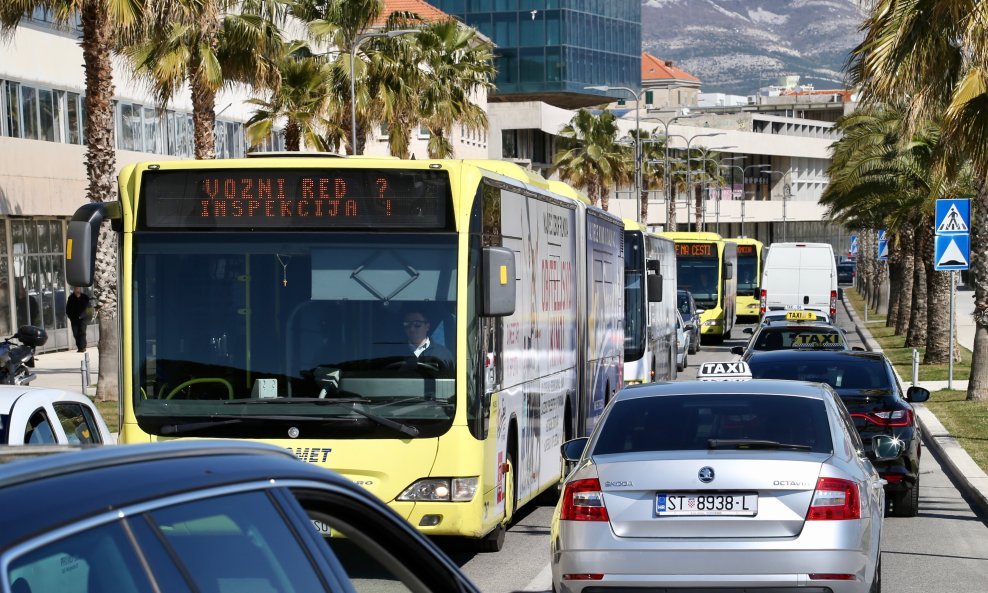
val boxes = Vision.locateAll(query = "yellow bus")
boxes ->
[65,156,624,552]
[727,237,764,320]
[659,231,737,342]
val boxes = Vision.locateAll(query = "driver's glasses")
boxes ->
[403,321,426,329]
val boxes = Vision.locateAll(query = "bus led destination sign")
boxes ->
[141,168,451,229]
[675,243,715,257]
[736,245,755,256]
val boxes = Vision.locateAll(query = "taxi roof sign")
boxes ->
[792,332,844,348]
[697,361,753,382]
[786,310,818,321]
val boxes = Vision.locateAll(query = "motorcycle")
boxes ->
[0,325,48,385]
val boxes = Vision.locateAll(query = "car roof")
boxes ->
[759,320,839,329]
[0,441,351,545]
[0,386,96,415]
[616,379,830,401]
[745,349,885,364]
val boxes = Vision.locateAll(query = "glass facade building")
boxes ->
[432,0,641,108]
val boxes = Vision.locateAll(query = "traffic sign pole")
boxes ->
[949,271,955,390]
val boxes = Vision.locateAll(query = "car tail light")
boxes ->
[760,289,767,314]
[852,409,913,427]
[806,477,860,520]
[563,574,604,581]
[882,474,905,482]
[560,478,609,521]
[809,574,856,581]
[829,290,837,318]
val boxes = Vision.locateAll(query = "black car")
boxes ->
[745,350,930,516]
[732,317,853,357]
[676,289,701,354]
[837,263,856,285]
[0,441,481,593]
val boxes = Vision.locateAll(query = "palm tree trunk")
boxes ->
[640,188,649,226]
[694,184,702,232]
[284,119,301,151]
[968,178,988,400]
[80,0,119,402]
[666,185,676,232]
[887,234,903,327]
[894,226,915,336]
[191,72,218,159]
[922,215,950,363]
[600,183,610,211]
[905,226,928,348]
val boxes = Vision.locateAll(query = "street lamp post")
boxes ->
[714,156,746,234]
[585,85,641,222]
[688,145,734,232]
[653,113,696,230]
[668,132,724,231]
[720,164,770,236]
[350,29,420,154]
[765,169,794,241]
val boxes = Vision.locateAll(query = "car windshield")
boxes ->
[752,326,846,350]
[677,293,692,316]
[131,232,458,438]
[593,394,833,454]
[749,356,892,392]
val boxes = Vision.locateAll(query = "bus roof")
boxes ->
[623,219,646,231]
[726,237,764,247]
[659,231,725,242]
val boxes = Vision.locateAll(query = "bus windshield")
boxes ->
[676,257,719,308]
[737,253,759,296]
[131,232,458,439]
[624,232,644,359]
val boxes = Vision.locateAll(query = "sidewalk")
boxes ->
[30,348,98,395]
[843,294,988,518]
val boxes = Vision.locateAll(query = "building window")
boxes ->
[4,81,21,138]
[645,90,654,106]
[66,92,82,144]
[20,85,39,140]
[417,124,430,139]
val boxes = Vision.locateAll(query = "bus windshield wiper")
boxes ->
[708,439,811,451]
[159,414,364,436]
[224,398,420,437]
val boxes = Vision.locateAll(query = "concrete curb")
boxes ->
[842,293,988,520]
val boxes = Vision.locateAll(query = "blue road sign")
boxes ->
[850,234,858,255]
[877,239,889,261]
[935,198,971,235]
[934,234,970,270]
[877,229,887,242]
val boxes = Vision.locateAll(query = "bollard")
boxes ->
[911,349,919,387]
[80,352,91,391]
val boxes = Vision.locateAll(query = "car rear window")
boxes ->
[749,356,891,391]
[753,326,845,350]
[593,394,833,454]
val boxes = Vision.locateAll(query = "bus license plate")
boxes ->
[655,493,757,516]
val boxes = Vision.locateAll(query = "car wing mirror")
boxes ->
[870,435,903,461]
[730,346,745,355]
[560,437,589,462]
[684,323,695,331]
[851,346,865,351]
[906,385,930,403]
[743,327,753,335]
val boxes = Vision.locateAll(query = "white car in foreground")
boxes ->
[0,387,113,445]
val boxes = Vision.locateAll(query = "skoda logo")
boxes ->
[698,467,715,483]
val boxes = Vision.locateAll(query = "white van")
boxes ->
[760,242,838,319]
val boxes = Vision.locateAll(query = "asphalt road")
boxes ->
[452,302,988,593]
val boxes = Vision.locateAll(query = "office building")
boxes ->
[431,0,641,108]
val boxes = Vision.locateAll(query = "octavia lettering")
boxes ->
[142,168,450,229]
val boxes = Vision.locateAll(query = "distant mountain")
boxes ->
[641,0,871,95]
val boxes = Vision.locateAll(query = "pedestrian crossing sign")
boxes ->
[877,239,888,261]
[934,234,970,270]
[850,234,858,255]
[935,198,970,235]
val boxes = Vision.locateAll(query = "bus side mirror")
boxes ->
[725,262,734,280]
[66,201,120,287]
[647,273,663,302]
[482,246,516,317]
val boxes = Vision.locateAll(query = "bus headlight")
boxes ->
[702,320,722,327]
[398,477,478,502]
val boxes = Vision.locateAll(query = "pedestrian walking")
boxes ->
[65,287,90,352]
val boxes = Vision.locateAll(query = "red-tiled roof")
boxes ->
[371,0,451,26]
[641,52,699,83]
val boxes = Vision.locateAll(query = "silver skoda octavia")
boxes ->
[550,374,897,593]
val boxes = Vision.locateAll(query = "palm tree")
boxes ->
[414,19,495,158]
[124,0,286,159]
[552,110,630,210]
[850,0,988,399]
[1,0,144,402]
[246,43,331,152]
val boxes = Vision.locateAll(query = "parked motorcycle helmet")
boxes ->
[15,325,48,348]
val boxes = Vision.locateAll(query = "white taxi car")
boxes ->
[0,386,114,445]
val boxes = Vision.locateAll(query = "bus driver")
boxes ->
[402,307,453,369]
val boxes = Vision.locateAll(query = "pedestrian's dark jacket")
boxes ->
[65,292,90,322]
